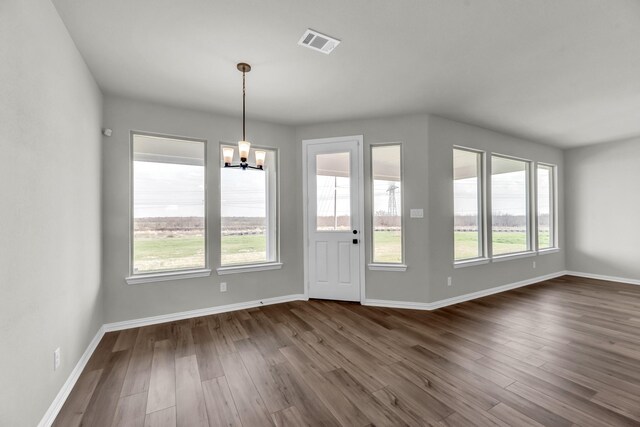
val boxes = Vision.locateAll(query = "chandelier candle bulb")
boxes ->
[255,150,266,168]
[238,140,251,161]
[223,147,234,166]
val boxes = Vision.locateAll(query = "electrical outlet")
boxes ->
[447,277,452,287]
[533,261,536,269]
[220,282,227,292]
[54,348,61,371]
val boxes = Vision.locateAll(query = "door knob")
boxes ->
[353,239,359,244]
[352,230,358,234]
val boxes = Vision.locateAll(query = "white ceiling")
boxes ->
[52,0,640,148]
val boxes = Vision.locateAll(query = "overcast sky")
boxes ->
[134,162,400,219]
[456,170,550,216]
[134,162,546,219]
[133,161,204,218]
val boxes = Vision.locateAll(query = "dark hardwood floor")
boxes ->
[53,275,640,426]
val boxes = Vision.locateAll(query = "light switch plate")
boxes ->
[54,348,61,371]
[410,209,424,218]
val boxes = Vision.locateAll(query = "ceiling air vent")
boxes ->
[298,29,340,54]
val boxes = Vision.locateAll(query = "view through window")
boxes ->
[372,145,403,263]
[491,155,530,256]
[132,134,206,274]
[316,152,351,231]
[537,164,554,249]
[454,148,483,261]
[220,146,277,266]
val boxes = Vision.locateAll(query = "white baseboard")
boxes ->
[565,271,640,286]
[364,271,568,311]
[38,325,106,427]
[103,293,307,332]
[38,293,306,426]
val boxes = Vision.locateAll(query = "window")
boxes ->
[220,145,277,266]
[454,148,484,261]
[131,133,206,275]
[491,155,531,256]
[316,152,351,231]
[537,164,556,250]
[371,144,403,263]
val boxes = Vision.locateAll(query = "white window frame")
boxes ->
[368,143,406,271]
[126,131,210,285]
[536,162,558,253]
[217,142,281,275]
[453,146,488,267]
[490,153,535,260]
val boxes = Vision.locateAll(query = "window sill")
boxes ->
[454,258,490,269]
[216,262,283,275]
[126,268,212,285]
[492,251,537,263]
[368,263,407,272]
[538,248,560,255]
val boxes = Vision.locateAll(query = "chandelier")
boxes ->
[223,63,265,170]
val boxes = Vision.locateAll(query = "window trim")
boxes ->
[126,268,212,285]
[128,131,209,281]
[535,162,558,251]
[454,257,490,269]
[492,251,537,263]
[367,263,407,272]
[370,142,405,266]
[490,153,534,257]
[216,262,283,275]
[453,146,487,265]
[219,142,280,269]
[538,247,560,255]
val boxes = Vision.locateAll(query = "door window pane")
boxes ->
[491,156,530,256]
[132,134,205,274]
[372,145,403,263]
[454,149,483,261]
[537,164,554,249]
[316,152,351,231]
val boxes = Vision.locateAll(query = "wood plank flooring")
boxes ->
[53,275,640,426]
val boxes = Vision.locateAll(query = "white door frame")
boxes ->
[302,135,366,303]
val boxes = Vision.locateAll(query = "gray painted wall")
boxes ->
[102,95,303,323]
[0,0,104,425]
[296,115,432,302]
[296,115,565,304]
[428,116,565,302]
[565,137,640,280]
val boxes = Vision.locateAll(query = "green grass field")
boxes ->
[220,234,267,265]
[134,230,551,272]
[133,234,268,272]
[455,231,550,260]
[134,232,405,272]
[373,230,402,263]
[133,235,205,272]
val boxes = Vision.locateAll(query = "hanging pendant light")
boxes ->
[223,62,265,170]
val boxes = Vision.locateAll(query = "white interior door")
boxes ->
[305,137,362,302]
